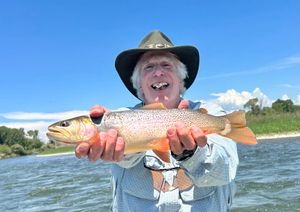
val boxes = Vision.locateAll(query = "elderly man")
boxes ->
[76,30,238,211]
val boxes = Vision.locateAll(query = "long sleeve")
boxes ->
[114,152,144,169]
[178,100,239,187]
[179,134,238,187]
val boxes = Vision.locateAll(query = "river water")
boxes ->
[0,137,299,211]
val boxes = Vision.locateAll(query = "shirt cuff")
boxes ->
[179,144,209,170]
[171,149,197,161]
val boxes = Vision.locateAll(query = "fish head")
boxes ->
[46,116,98,144]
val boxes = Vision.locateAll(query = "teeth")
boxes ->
[151,82,169,90]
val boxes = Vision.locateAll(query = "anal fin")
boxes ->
[150,138,170,163]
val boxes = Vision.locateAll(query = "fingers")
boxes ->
[175,122,196,151]
[75,142,90,158]
[88,133,105,161]
[191,126,207,147]
[101,129,117,161]
[168,122,196,155]
[90,105,110,118]
[114,137,125,161]
[168,122,207,155]
[76,129,125,162]
[167,127,183,155]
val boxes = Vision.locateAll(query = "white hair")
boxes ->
[131,52,188,100]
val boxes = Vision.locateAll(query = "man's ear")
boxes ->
[179,81,185,92]
[139,87,145,100]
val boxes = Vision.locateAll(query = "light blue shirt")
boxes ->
[110,101,239,212]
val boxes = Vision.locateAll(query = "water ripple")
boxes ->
[1,137,299,211]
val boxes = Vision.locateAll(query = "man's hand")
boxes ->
[75,105,125,162]
[167,100,207,155]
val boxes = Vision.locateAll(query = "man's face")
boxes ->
[138,52,183,108]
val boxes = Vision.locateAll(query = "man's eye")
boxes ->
[145,65,154,71]
[161,62,172,69]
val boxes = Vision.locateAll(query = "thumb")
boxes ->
[90,105,110,117]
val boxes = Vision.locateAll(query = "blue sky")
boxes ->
[0,0,299,141]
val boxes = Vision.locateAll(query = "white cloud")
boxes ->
[0,110,88,120]
[211,88,272,111]
[295,95,300,105]
[281,94,289,100]
[211,89,252,106]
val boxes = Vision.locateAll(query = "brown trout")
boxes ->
[47,103,257,158]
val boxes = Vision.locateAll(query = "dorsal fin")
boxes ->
[141,103,167,109]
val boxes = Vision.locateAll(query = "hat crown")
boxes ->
[138,30,174,49]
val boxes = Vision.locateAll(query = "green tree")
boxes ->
[0,126,9,145]
[27,130,39,140]
[272,99,295,113]
[244,98,261,115]
[261,107,275,116]
[0,127,26,146]
[24,138,43,150]
[0,144,12,155]
[11,144,27,155]
[6,128,26,146]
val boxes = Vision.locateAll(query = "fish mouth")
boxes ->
[46,127,66,141]
[47,126,62,134]
[151,82,169,90]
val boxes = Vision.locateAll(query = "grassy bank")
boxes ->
[38,146,75,155]
[247,112,300,135]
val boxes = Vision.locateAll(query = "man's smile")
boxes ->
[151,82,169,90]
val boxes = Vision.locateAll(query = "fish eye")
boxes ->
[60,121,70,127]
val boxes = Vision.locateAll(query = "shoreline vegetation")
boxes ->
[257,131,300,140]
[1,98,300,159]
[31,130,300,157]
[2,129,300,159]
[36,131,300,157]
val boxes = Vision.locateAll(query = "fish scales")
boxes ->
[98,109,228,151]
[46,106,257,153]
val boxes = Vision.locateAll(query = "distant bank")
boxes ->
[35,131,300,157]
[257,131,300,140]
[36,151,74,157]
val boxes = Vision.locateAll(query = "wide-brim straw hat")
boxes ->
[115,30,200,99]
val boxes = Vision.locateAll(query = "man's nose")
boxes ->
[153,65,164,76]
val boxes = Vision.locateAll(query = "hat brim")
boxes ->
[115,46,199,99]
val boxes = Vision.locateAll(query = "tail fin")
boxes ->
[223,111,246,128]
[225,127,257,144]
[222,111,257,145]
